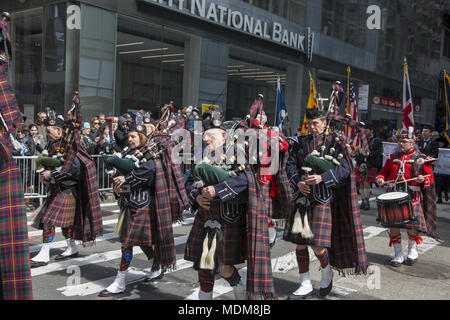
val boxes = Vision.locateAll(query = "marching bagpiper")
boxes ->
[285,94,368,299]
[184,96,290,300]
[99,107,189,297]
[30,95,103,267]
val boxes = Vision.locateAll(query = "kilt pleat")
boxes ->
[41,190,76,228]
[311,202,332,248]
[404,200,427,233]
[120,205,154,247]
[184,200,247,270]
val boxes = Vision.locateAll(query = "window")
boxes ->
[444,29,450,59]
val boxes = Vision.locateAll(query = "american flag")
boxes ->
[346,79,360,153]
[402,58,414,131]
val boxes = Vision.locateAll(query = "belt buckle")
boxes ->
[121,184,131,195]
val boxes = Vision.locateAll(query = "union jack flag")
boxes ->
[402,58,414,131]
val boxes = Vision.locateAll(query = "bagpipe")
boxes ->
[35,92,83,173]
[284,81,369,245]
[105,102,183,181]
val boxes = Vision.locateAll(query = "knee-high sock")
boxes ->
[198,270,215,293]
[120,246,133,271]
[296,247,310,273]
[222,266,241,287]
[43,226,56,243]
[314,248,329,269]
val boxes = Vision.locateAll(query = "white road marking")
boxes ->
[31,235,188,277]
[57,259,194,297]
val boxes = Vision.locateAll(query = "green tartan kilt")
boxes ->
[184,200,247,272]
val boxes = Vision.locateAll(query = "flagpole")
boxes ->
[274,76,279,126]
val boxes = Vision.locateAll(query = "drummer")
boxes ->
[375,128,438,267]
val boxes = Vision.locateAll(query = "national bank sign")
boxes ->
[139,0,312,54]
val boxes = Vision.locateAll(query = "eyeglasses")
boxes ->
[93,122,99,125]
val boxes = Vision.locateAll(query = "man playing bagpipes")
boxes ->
[99,108,189,297]
[285,105,368,299]
[355,124,383,210]
[0,11,33,300]
[31,94,103,267]
[375,128,439,267]
[184,96,291,300]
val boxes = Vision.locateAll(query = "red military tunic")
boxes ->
[376,149,434,189]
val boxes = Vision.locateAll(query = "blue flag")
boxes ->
[444,72,450,143]
[275,78,288,133]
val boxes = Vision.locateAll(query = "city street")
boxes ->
[27,187,450,300]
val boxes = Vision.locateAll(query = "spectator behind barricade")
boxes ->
[29,124,45,155]
[13,128,36,156]
[89,116,100,140]
[98,113,106,126]
[435,137,449,203]
[81,122,93,152]
[36,111,47,143]
[418,125,439,159]
[89,124,117,155]
[114,116,129,151]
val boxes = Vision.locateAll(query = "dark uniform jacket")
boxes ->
[286,133,351,196]
[417,139,439,159]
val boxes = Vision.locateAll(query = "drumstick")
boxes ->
[384,175,431,185]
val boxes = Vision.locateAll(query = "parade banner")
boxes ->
[382,142,398,166]
[434,148,450,176]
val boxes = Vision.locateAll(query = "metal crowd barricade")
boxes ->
[13,154,114,201]
[12,156,47,204]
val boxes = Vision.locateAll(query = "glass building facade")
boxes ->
[4,0,449,136]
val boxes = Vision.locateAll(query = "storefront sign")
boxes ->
[373,94,421,112]
[139,0,308,53]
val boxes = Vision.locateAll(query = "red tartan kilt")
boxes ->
[184,200,247,271]
[120,205,154,247]
[42,190,76,227]
[355,166,378,183]
[402,199,428,233]
[311,202,332,248]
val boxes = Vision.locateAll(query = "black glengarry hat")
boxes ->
[305,108,326,120]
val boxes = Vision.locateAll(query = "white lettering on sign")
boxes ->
[143,0,308,53]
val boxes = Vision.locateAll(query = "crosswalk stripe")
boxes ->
[27,218,119,238]
[30,235,189,277]
[57,260,194,297]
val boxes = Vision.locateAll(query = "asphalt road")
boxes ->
[26,187,450,300]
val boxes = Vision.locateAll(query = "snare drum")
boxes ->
[376,192,414,228]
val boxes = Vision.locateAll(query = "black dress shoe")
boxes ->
[287,291,313,300]
[54,252,79,261]
[319,280,333,297]
[143,272,164,283]
[388,260,404,267]
[445,194,449,201]
[404,258,417,266]
[98,289,124,297]
[30,260,48,268]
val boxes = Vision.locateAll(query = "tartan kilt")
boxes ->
[311,202,332,248]
[355,166,377,183]
[41,189,76,228]
[0,139,32,300]
[402,199,427,233]
[120,204,154,247]
[184,200,247,271]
